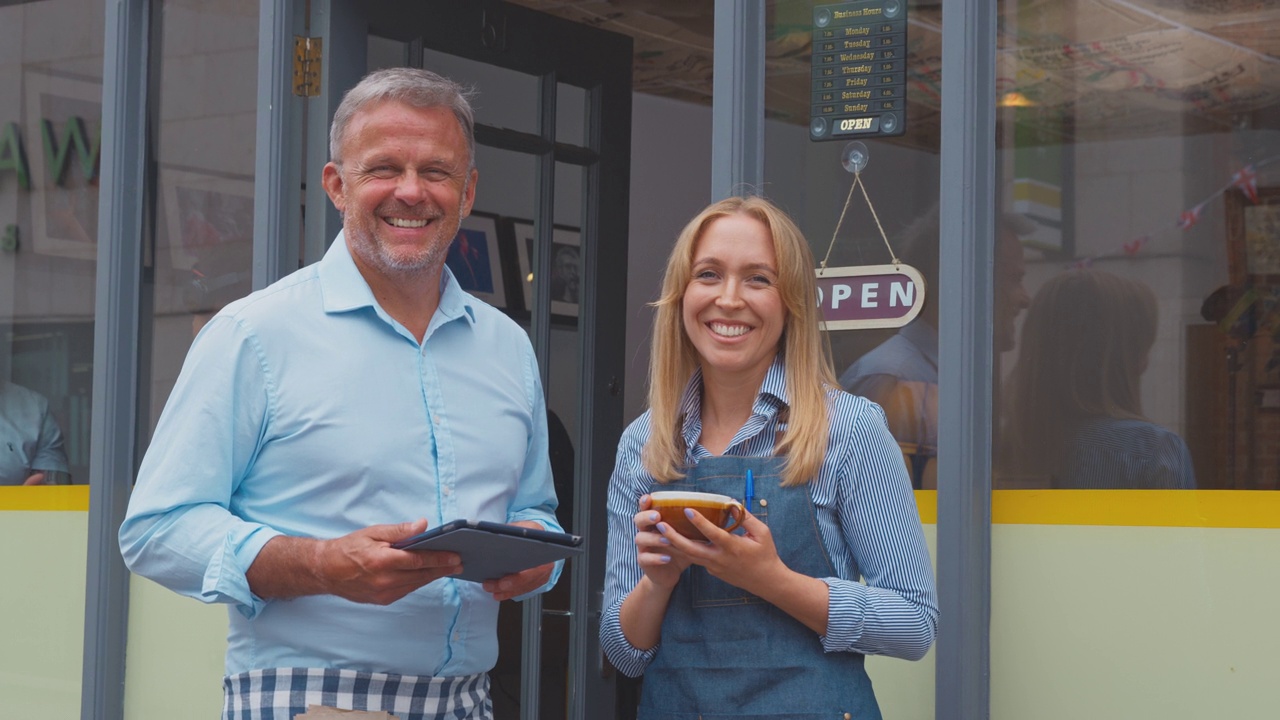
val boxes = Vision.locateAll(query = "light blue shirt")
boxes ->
[839,320,940,488]
[1,381,69,485]
[119,234,562,677]
[600,356,938,677]
[839,319,939,390]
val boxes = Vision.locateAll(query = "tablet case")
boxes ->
[391,519,584,583]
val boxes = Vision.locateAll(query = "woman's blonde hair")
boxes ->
[642,196,837,487]
[1001,268,1159,479]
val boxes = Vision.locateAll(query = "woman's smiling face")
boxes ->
[681,213,787,383]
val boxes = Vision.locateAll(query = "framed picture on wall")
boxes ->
[510,219,581,321]
[1225,187,1280,287]
[23,70,103,261]
[159,166,256,316]
[446,211,508,310]
[161,167,255,272]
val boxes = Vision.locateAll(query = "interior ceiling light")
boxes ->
[999,91,1038,107]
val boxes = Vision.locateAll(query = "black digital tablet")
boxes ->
[390,519,584,583]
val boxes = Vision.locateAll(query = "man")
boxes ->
[0,377,70,485]
[119,68,562,720]
[840,207,1031,488]
[550,244,580,304]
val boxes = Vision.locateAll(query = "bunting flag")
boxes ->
[1063,153,1278,269]
[1231,164,1258,203]
[1122,235,1150,255]
[1177,204,1204,230]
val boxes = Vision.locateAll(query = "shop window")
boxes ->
[992,0,1280,492]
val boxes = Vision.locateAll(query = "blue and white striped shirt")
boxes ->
[600,356,938,677]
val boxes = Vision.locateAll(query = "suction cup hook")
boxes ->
[841,141,869,174]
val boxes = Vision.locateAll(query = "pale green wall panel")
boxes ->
[123,576,227,718]
[992,524,1280,720]
[0,512,87,719]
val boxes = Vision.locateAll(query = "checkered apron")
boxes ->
[222,668,491,720]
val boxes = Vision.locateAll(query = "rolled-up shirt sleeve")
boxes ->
[118,315,278,619]
[599,418,660,677]
[819,402,938,661]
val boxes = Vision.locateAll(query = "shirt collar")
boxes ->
[757,354,789,407]
[436,265,478,325]
[677,353,790,453]
[318,231,478,326]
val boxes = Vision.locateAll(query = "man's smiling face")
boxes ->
[322,100,477,281]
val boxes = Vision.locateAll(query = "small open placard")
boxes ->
[816,263,926,331]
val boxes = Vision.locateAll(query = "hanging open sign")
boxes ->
[816,263,926,330]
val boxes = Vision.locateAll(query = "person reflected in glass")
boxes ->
[839,206,1032,488]
[999,268,1195,489]
[600,196,937,719]
[550,244,580,304]
[0,377,70,486]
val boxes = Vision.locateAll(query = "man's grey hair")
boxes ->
[329,67,477,168]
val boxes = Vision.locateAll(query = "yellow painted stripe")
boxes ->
[9,487,1271,528]
[0,485,90,511]
[914,490,936,524]
[1012,179,1062,208]
[913,490,1278,528]
[993,490,1280,528]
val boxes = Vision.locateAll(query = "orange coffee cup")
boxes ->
[648,491,745,541]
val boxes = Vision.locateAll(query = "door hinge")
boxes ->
[292,36,322,97]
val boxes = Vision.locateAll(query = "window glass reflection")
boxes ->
[0,2,103,715]
[1,351,73,486]
[838,207,941,489]
[999,269,1195,488]
[1,0,103,487]
[993,0,1279,491]
[144,0,259,441]
[765,2,941,718]
[766,0,944,497]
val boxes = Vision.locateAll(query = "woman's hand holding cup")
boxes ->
[632,494,693,589]
[648,491,745,541]
[656,499,785,597]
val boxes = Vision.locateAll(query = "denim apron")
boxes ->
[638,455,881,720]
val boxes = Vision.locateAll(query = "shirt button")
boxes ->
[759,498,768,507]
[443,486,451,495]
[844,714,852,720]
[432,414,441,424]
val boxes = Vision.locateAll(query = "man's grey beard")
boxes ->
[341,214,452,280]
[374,234,448,277]
[340,177,472,282]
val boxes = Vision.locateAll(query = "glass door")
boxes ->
[316,2,633,718]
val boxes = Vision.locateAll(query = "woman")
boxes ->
[600,197,938,719]
[999,268,1195,489]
